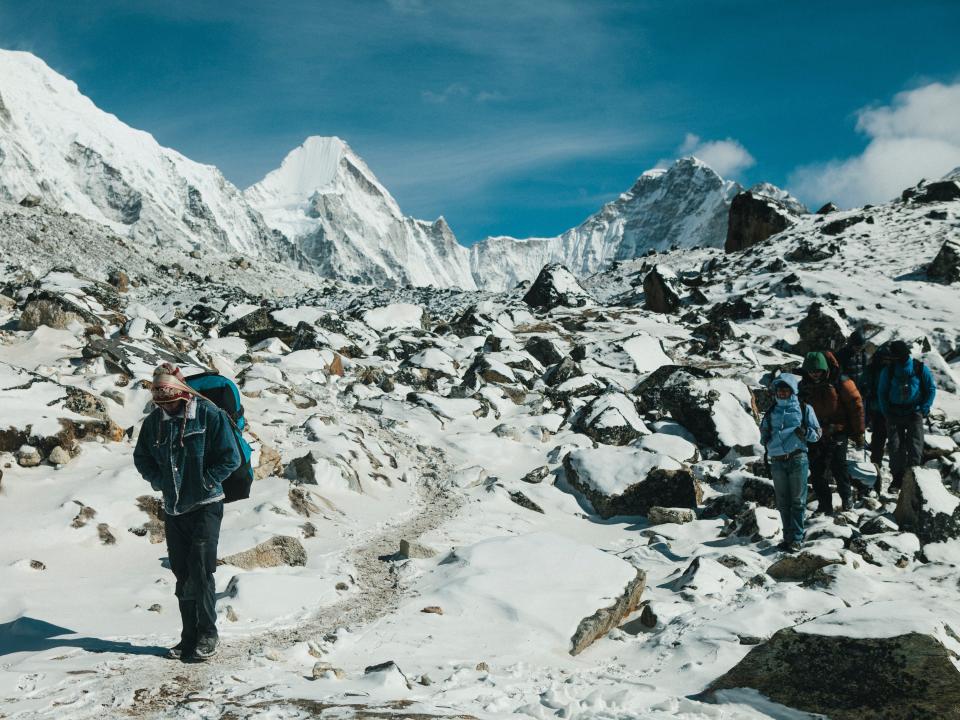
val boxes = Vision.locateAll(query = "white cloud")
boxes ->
[789,82,960,208]
[666,133,756,178]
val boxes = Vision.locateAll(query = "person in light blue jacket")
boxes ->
[760,373,823,552]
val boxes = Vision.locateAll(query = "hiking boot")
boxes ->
[841,497,854,512]
[166,642,184,660]
[193,636,218,660]
[776,540,792,552]
[788,541,802,553]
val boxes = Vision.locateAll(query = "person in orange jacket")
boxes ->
[798,351,866,513]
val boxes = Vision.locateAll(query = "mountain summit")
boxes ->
[245,136,477,289]
[0,49,286,259]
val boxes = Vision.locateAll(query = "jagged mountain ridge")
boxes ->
[0,50,300,263]
[1,48,804,292]
[245,137,477,289]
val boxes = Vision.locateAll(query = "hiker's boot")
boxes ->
[841,497,854,512]
[166,642,184,660]
[194,636,219,660]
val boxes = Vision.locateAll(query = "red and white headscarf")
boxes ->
[151,363,195,409]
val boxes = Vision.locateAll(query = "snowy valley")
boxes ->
[1,48,960,720]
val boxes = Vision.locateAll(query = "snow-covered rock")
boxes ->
[894,467,960,545]
[572,392,649,445]
[563,446,701,518]
[521,263,594,310]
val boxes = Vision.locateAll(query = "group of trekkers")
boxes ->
[761,331,938,552]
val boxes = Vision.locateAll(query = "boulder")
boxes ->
[16,445,42,467]
[643,265,684,313]
[107,269,129,293]
[821,214,866,236]
[47,445,72,466]
[816,202,840,215]
[572,392,649,446]
[522,264,594,310]
[570,568,646,656]
[908,179,960,204]
[255,444,284,480]
[724,191,797,253]
[894,467,960,545]
[647,506,694,525]
[927,238,960,284]
[794,302,849,355]
[220,535,307,569]
[766,549,844,582]
[634,367,760,451]
[563,447,701,518]
[703,604,960,719]
[220,307,290,345]
[19,194,42,208]
[523,336,565,366]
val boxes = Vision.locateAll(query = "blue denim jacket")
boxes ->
[133,399,241,516]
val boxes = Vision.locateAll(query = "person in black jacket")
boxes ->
[836,329,868,391]
[861,343,892,488]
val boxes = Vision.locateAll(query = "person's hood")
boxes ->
[772,373,801,395]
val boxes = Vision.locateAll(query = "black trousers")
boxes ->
[869,411,887,466]
[165,501,223,650]
[809,435,851,510]
[886,413,925,486]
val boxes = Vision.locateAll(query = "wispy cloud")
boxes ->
[789,81,960,207]
[421,83,504,104]
[366,124,649,208]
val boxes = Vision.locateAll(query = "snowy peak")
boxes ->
[470,157,742,290]
[0,49,285,258]
[246,137,475,289]
[249,136,349,206]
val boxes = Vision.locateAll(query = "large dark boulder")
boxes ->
[904,179,960,204]
[793,301,847,355]
[725,191,797,253]
[522,264,594,310]
[927,239,960,284]
[643,265,684,314]
[221,307,286,344]
[704,613,960,719]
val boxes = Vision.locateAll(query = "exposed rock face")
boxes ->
[894,468,960,545]
[220,535,307,569]
[522,264,594,310]
[906,179,960,204]
[927,239,960,284]
[816,202,840,215]
[725,191,797,253]
[569,569,646,655]
[643,265,684,313]
[705,626,960,719]
[794,301,848,355]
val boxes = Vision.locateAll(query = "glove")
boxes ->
[793,427,806,439]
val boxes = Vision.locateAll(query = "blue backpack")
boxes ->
[185,371,254,502]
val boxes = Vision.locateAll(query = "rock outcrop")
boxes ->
[220,535,307,569]
[570,569,646,655]
[724,191,797,253]
[522,264,594,310]
[927,238,960,284]
[894,468,960,545]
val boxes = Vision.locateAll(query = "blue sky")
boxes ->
[1,0,959,244]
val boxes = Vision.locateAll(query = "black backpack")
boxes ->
[185,371,254,502]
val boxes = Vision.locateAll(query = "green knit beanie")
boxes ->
[803,352,829,372]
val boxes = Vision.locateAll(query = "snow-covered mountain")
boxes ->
[469,158,743,290]
[245,136,477,289]
[0,50,291,260]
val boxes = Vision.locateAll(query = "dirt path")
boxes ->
[8,431,463,720]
